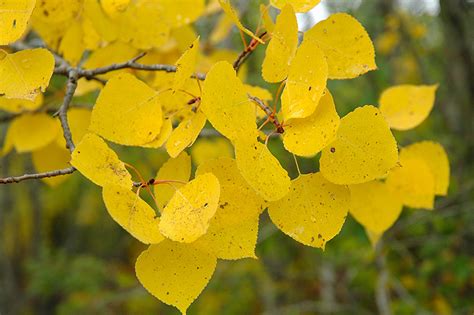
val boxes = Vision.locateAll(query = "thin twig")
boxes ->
[0,167,76,184]
[57,69,79,152]
[233,32,267,72]
[76,53,206,81]
[248,94,284,133]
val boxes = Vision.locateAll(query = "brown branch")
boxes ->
[0,167,76,184]
[233,32,267,72]
[56,69,79,152]
[248,94,284,133]
[76,53,206,81]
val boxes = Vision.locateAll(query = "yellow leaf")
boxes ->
[283,90,340,157]
[0,93,43,113]
[102,185,164,244]
[118,0,170,50]
[218,0,263,44]
[400,141,449,195]
[173,37,200,92]
[56,107,92,147]
[349,180,403,234]
[0,0,36,45]
[83,0,119,43]
[190,138,233,166]
[195,213,259,260]
[7,113,60,152]
[171,25,199,53]
[32,142,71,187]
[194,157,264,260]
[154,152,192,210]
[160,173,220,243]
[262,4,298,83]
[70,133,133,188]
[196,157,266,223]
[260,4,274,33]
[201,61,257,142]
[89,73,163,146]
[210,13,233,44]
[281,37,328,120]
[386,156,435,210]
[58,20,85,66]
[320,105,398,185]
[157,0,205,28]
[166,111,207,158]
[268,173,349,249]
[0,48,55,101]
[142,117,173,149]
[101,0,130,18]
[379,84,438,130]
[305,13,377,79]
[234,137,290,201]
[270,0,321,13]
[135,240,216,314]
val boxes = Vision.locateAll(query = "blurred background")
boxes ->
[1,0,473,314]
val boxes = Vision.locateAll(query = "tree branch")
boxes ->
[233,32,267,72]
[248,95,284,133]
[56,69,79,152]
[0,167,76,184]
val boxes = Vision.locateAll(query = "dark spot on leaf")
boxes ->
[330,147,336,153]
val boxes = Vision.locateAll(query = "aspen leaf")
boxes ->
[173,37,200,92]
[210,13,234,44]
[7,113,60,153]
[58,20,85,66]
[119,0,170,50]
[83,0,119,43]
[201,61,257,142]
[349,180,403,234]
[283,90,340,157]
[89,73,163,146]
[320,105,398,185]
[158,0,205,28]
[0,94,43,113]
[32,142,71,187]
[57,108,92,147]
[305,13,377,79]
[194,213,259,260]
[166,111,207,158]
[0,48,55,101]
[234,138,291,201]
[71,133,133,188]
[218,0,264,44]
[260,4,275,33]
[270,0,321,13]
[190,138,233,166]
[142,117,173,149]
[401,141,449,196]
[196,157,266,223]
[0,0,36,45]
[268,173,350,249]
[262,4,298,83]
[159,173,220,243]
[154,152,192,210]
[101,0,131,17]
[102,185,164,244]
[281,38,328,120]
[386,156,435,210]
[379,84,438,130]
[135,240,217,315]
